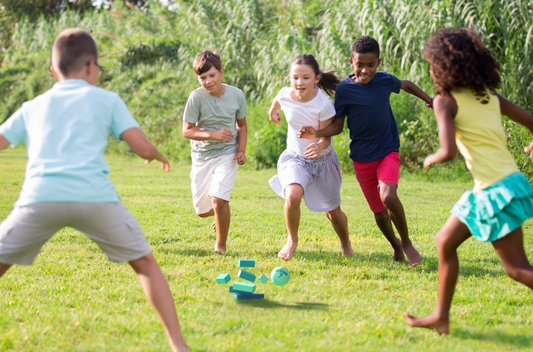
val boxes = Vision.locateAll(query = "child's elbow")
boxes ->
[443,148,458,161]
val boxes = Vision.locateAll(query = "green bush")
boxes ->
[1,0,532,177]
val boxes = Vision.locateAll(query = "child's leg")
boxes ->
[379,182,421,266]
[211,197,230,253]
[324,206,354,257]
[353,159,405,262]
[0,262,11,277]
[373,209,405,261]
[129,254,190,352]
[404,215,471,334]
[492,226,533,288]
[278,184,304,261]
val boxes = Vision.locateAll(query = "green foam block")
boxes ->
[238,259,255,268]
[216,274,231,284]
[233,281,256,293]
[234,293,264,300]
[238,269,256,283]
[258,274,268,284]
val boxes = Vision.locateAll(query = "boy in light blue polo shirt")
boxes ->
[0,28,190,352]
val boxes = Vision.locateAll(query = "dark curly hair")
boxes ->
[351,36,380,58]
[424,28,501,96]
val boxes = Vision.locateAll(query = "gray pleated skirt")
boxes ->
[269,149,342,212]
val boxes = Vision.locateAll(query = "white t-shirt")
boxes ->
[276,87,335,157]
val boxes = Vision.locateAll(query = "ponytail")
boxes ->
[290,54,340,97]
[317,69,340,97]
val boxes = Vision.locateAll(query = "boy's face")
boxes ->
[197,66,224,95]
[349,52,381,84]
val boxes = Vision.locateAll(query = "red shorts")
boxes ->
[352,152,400,214]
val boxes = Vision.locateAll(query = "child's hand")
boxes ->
[144,154,170,172]
[269,109,281,125]
[423,154,437,168]
[524,141,533,160]
[298,126,317,139]
[304,142,324,159]
[212,129,234,142]
[234,151,246,165]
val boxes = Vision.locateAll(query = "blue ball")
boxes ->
[271,267,290,286]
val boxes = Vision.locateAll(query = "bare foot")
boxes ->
[170,339,191,352]
[393,248,405,262]
[341,242,355,257]
[211,221,216,233]
[403,311,449,335]
[403,243,422,267]
[214,243,226,253]
[278,238,298,261]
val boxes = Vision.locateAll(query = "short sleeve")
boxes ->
[183,92,200,124]
[0,107,27,146]
[235,90,248,120]
[110,95,140,140]
[389,73,402,94]
[334,84,348,119]
[319,95,336,121]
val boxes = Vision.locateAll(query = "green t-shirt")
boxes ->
[183,84,248,161]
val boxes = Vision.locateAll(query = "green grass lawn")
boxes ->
[1,146,533,351]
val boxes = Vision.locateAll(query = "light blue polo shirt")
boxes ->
[0,79,139,206]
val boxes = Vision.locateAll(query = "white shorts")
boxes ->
[191,153,238,214]
[0,202,151,265]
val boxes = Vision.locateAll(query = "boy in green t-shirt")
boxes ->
[182,51,248,253]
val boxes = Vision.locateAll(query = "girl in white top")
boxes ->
[268,54,355,261]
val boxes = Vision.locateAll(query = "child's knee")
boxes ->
[380,192,399,208]
[502,263,530,282]
[374,209,389,225]
[197,211,212,218]
[435,231,454,252]
[284,186,303,208]
[325,207,343,222]
[211,197,228,210]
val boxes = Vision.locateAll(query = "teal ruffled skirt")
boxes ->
[451,173,533,242]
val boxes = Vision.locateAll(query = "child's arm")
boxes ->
[121,128,170,172]
[0,135,10,152]
[497,94,533,160]
[182,122,234,142]
[269,98,282,126]
[303,118,334,159]
[400,80,433,106]
[298,117,344,139]
[234,117,247,165]
[423,94,458,168]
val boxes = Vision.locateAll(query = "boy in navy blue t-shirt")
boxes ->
[299,36,432,267]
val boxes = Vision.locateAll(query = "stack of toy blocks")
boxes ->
[233,259,264,300]
[215,259,269,300]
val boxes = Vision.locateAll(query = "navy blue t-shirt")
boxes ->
[334,71,402,162]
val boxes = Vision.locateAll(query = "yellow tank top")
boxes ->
[451,88,518,193]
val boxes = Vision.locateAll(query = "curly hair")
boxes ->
[424,28,500,96]
[351,36,380,58]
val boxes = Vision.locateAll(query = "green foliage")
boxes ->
[0,0,94,21]
[0,0,532,175]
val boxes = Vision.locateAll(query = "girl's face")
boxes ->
[289,63,320,102]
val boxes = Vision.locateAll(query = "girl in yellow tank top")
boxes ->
[404,28,533,335]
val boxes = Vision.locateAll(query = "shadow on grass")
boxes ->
[157,247,240,258]
[454,328,533,347]
[236,299,329,311]
[292,250,505,278]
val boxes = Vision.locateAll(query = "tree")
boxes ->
[0,0,95,21]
